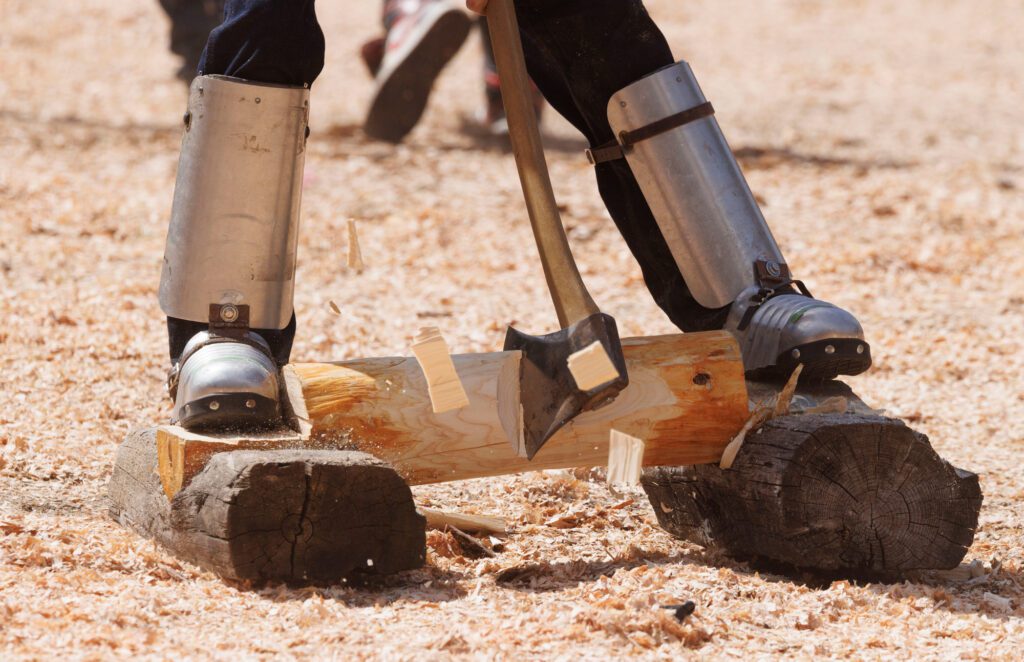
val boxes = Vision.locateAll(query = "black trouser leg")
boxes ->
[166,0,326,365]
[516,0,730,332]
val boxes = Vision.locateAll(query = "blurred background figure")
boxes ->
[157,0,541,141]
[360,0,544,141]
[157,0,224,83]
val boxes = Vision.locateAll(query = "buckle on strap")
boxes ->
[736,260,813,331]
[585,142,625,165]
[586,100,716,166]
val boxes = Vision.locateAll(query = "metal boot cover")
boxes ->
[172,332,281,430]
[726,288,871,381]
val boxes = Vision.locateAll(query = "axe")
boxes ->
[485,0,629,459]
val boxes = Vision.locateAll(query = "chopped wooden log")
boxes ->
[641,413,983,574]
[109,429,426,583]
[157,332,748,497]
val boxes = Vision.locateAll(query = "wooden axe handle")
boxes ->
[485,0,599,327]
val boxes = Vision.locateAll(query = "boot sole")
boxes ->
[749,338,872,383]
[176,393,280,432]
[364,8,472,143]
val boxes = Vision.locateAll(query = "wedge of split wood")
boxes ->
[411,327,470,414]
[567,340,621,391]
[607,429,645,487]
[720,364,803,469]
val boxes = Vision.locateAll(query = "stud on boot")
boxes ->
[169,331,281,431]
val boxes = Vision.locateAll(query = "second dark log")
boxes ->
[641,413,982,574]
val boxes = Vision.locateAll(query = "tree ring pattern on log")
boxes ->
[641,414,983,575]
[280,512,315,545]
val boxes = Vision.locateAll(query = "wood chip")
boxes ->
[723,365,805,469]
[774,363,804,417]
[798,395,849,415]
[607,430,645,486]
[347,218,365,271]
[411,327,470,413]
[420,507,507,535]
[567,341,620,391]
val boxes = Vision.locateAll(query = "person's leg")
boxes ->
[513,0,728,333]
[161,0,324,428]
[199,0,325,86]
[514,0,868,379]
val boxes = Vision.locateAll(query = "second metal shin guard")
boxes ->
[601,61,869,379]
[604,61,783,310]
[159,75,309,330]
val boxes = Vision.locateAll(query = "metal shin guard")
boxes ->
[603,61,870,379]
[159,75,310,331]
[605,60,784,310]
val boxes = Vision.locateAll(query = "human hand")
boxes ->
[466,0,488,15]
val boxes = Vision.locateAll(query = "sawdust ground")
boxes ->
[1,0,1023,658]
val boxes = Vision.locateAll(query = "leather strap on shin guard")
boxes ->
[586,101,715,165]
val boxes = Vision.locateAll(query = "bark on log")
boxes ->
[158,331,749,497]
[109,429,426,583]
[641,413,983,574]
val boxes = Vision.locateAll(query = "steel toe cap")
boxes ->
[175,342,280,405]
[777,299,866,352]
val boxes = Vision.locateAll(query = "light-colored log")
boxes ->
[157,331,749,498]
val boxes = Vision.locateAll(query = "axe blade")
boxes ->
[503,313,629,459]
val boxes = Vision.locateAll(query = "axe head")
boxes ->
[503,312,629,460]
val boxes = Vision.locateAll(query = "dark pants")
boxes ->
[169,0,727,363]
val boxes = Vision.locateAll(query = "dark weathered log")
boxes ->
[641,413,982,574]
[109,429,426,583]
